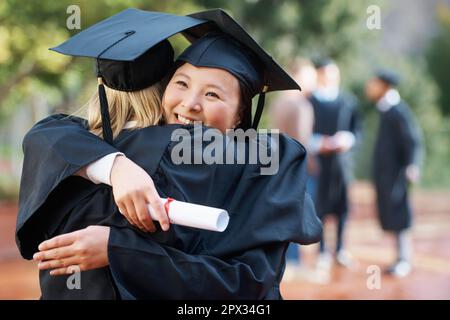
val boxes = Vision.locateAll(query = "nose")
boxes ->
[181,93,202,113]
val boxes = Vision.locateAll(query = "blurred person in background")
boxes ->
[365,70,423,277]
[309,59,361,271]
[270,58,319,281]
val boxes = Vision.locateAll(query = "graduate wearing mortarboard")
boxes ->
[16,9,322,299]
[309,59,361,269]
[365,69,423,277]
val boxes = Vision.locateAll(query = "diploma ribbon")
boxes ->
[164,197,175,221]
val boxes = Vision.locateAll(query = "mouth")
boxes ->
[175,113,199,125]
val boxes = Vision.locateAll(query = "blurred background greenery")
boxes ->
[0,0,449,200]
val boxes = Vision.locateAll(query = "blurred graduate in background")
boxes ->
[309,59,361,271]
[366,70,423,277]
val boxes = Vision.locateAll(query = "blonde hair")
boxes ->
[86,82,164,139]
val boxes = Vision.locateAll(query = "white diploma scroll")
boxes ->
[147,198,229,232]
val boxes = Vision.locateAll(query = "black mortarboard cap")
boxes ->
[376,69,400,87]
[182,9,300,129]
[50,8,204,61]
[178,33,263,97]
[50,8,207,144]
[95,40,173,92]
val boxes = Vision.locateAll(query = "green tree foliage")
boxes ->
[427,3,450,116]
[424,3,450,187]
[0,0,204,121]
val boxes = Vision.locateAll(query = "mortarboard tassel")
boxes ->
[98,77,114,144]
[251,85,268,129]
[94,31,137,145]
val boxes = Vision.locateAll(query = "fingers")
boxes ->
[118,193,158,233]
[146,193,169,232]
[118,203,139,228]
[123,199,147,231]
[33,245,74,262]
[135,197,156,232]
[38,232,77,251]
[50,265,81,276]
[38,255,79,271]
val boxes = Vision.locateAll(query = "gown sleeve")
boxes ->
[108,226,283,300]
[16,114,119,252]
[395,105,423,167]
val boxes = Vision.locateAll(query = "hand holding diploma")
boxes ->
[148,198,230,232]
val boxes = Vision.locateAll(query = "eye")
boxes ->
[205,91,220,99]
[175,80,188,88]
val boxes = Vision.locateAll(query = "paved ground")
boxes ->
[1,182,449,299]
[0,202,40,299]
[280,183,450,299]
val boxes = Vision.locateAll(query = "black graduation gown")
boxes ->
[373,102,422,231]
[16,114,322,300]
[309,92,361,218]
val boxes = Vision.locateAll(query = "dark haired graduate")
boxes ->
[365,69,423,277]
[16,9,321,299]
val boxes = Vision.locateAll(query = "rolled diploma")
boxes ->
[147,198,229,232]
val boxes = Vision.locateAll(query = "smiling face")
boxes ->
[162,63,241,133]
